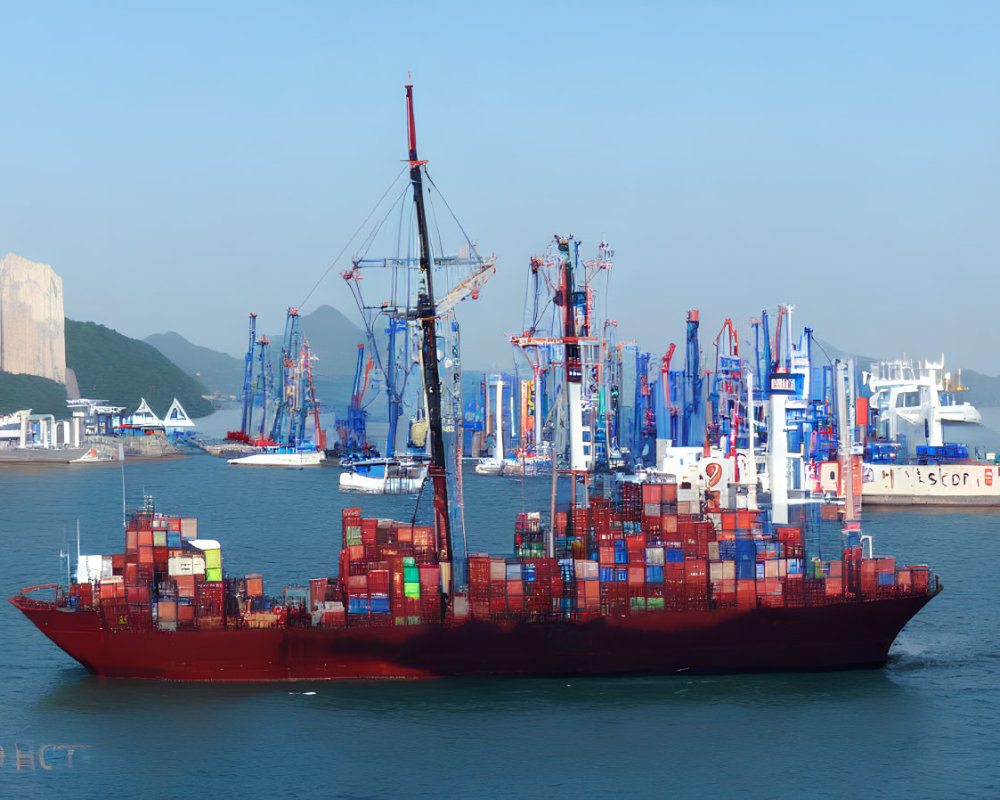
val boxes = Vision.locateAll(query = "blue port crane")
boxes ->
[239,313,257,436]
[269,308,303,445]
[682,310,704,447]
[336,343,374,456]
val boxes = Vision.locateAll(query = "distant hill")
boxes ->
[952,369,1000,408]
[144,305,369,415]
[0,372,68,416]
[145,331,245,398]
[66,319,214,418]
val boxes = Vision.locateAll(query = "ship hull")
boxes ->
[863,461,1000,506]
[227,451,324,467]
[11,593,934,681]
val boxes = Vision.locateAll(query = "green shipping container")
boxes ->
[402,556,416,567]
[205,568,222,582]
[404,582,420,599]
[403,567,419,583]
[629,597,647,610]
[205,549,221,569]
[646,597,665,610]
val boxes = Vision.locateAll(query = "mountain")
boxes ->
[66,319,214,418]
[284,305,368,381]
[143,305,369,417]
[144,331,245,398]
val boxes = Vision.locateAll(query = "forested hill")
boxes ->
[65,319,214,418]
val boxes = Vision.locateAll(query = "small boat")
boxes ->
[227,446,324,468]
[339,455,428,493]
[69,447,116,464]
[862,356,998,506]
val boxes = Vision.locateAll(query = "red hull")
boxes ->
[10,592,936,681]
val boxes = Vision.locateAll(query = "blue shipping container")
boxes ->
[646,565,664,583]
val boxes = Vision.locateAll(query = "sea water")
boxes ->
[0,444,997,798]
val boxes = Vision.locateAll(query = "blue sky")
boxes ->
[2,1,998,375]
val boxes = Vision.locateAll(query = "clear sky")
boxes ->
[2,1,998,375]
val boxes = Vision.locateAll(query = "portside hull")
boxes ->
[12,593,934,681]
[862,461,1000,506]
[227,452,323,467]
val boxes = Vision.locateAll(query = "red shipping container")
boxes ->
[368,569,390,595]
[138,530,153,547]
[124,563,138,585]
[176,575,196,598]
[126,584,149,604]
[419,564,441,590]
[310,578,327,608]
[138,546,154,565]
[736,579,756,608]
[347,574,368,592]
[178,604,195,623]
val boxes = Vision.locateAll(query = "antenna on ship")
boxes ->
[406,81,455,613]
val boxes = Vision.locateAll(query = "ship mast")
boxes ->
[406,83,454,606]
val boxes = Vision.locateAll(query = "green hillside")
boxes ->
[66,319,214,418]
[0,372,68,416]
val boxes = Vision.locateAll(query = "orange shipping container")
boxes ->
[157,601,177,621]
[246,574,264,598]
[176,575,196,598]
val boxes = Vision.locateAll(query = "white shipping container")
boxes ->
[76,554,106,583]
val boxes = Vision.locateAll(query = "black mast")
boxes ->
[406,83,454,608]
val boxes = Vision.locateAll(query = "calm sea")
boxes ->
[1,418,998,798]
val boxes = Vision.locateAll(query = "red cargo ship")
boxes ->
[10,496,939,681]
[9,84,940,681]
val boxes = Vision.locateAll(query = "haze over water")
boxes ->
[1,444,997,797]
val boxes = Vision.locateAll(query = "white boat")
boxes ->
[862,356,998,505]
[339,456,427,493]
[69,447,116,464]
[227,446,324,468]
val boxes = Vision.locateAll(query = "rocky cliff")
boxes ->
[0,252,67,384]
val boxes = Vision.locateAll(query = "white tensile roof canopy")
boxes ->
[163,398,195,428]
